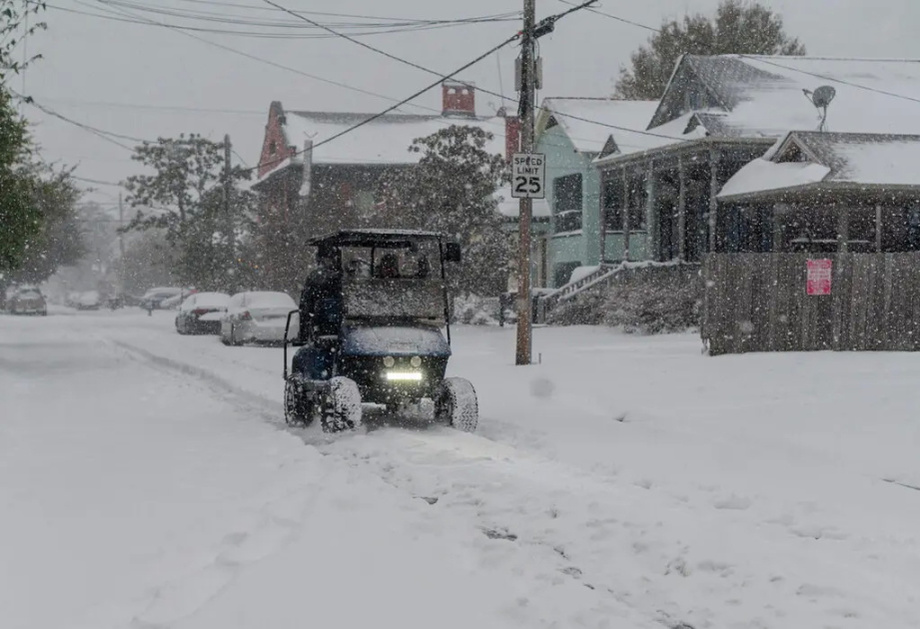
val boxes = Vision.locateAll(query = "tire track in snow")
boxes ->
[105,337,674,627]
[106,336,918,629]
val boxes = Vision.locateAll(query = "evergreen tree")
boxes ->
[615,0,806,100]
[0,89,38,273]
[376,125,511,297]
[9,164,84,284]
[124,134,253,291]
[0,0,47,275]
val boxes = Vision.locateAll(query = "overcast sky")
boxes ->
[17,0,920,209]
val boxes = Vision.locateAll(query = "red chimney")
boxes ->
[442,80,476,117]
[504,115,521,162]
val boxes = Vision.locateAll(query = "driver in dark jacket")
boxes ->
[298,244,342,342]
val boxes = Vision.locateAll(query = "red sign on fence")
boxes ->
[806,259,833,295]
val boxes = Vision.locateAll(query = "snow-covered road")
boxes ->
[3,309,919,629]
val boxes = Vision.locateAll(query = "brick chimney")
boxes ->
[442,80,476,117]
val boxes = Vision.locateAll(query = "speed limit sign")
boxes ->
[511,153,546,199]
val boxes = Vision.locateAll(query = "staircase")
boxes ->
[535,263,623,322]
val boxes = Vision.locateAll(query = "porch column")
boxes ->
[773,203,787,252]
[708,150,721,253]
[622,167,631,261]
[646,162,658,261]
[599,170,607,264]
[875,204,883,252]
[677,156,687,261]
[838,205,850,253]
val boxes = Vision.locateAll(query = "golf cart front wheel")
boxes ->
[284,378,315,428]
[435,377,479,433]
[320,377,362,433]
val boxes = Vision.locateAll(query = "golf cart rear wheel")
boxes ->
[321,377,362,433]
[284,379,314,428]
[435,377,478,433]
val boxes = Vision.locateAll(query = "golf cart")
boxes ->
[282,229,478,434]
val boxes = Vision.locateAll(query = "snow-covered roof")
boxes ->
[269,110,506,172]
[538,98,659,154]
[655,55,920,138]
[719,131,920,200]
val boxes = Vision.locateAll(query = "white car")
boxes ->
[220,291,298,346]
[76,290,102,310]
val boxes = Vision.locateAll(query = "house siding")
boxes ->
[537,125,603,286]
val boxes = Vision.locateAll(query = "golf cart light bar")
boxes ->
[385,371,423,382]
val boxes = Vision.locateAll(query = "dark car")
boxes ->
[175,292,230,335]
[139,287,184,311]
[9,286,47,316]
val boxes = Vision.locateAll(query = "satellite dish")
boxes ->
[803,85,837,132]
[811,86,836,108]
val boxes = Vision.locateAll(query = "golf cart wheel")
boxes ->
[320,377,362,433]
[435,377,479,433]
[284,378,315,428]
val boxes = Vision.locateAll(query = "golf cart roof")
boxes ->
[308,229,446,249]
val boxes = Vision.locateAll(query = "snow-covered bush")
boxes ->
[546,265,702,334]
[452,294,501,325]
[545,290,607,326]
[603,277,701,334]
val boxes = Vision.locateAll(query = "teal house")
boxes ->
[535,98,659,287]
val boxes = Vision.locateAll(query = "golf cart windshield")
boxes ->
[342,276,445,325]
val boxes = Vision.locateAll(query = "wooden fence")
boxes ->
[702,253,920,354]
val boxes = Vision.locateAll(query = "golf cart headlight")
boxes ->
[383,356,395,368]
[410,356,422,368]
[385,371,423,382]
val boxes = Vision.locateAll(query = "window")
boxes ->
[268,140,277,155]
[553,173,583,232]
[602,173,647,231]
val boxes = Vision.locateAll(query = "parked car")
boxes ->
[175,292,230,335]
[75,290,102,310]
[9,286,47,316]
[139,287,185,311]
[220,291,297,346]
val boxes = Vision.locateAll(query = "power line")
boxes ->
[54,1,518,39]
[71,175,126,186]
[556,0,660,33]
[173,0,519,24]
[79,0,456,116]
[11,90,142,151]
[262,0,684,144]
[27,95,265,115]
[241,32,524,175]
[738,55,920,106]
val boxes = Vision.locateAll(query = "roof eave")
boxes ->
[718,181,920,203]
[252,160,301,189]
[594,136,776,170]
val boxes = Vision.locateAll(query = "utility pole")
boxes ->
[223,134,235,293]
[515,0,536,366]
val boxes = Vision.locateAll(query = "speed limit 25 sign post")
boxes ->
[511,153,546,199]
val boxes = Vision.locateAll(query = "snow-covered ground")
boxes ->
[2,309,919,628]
